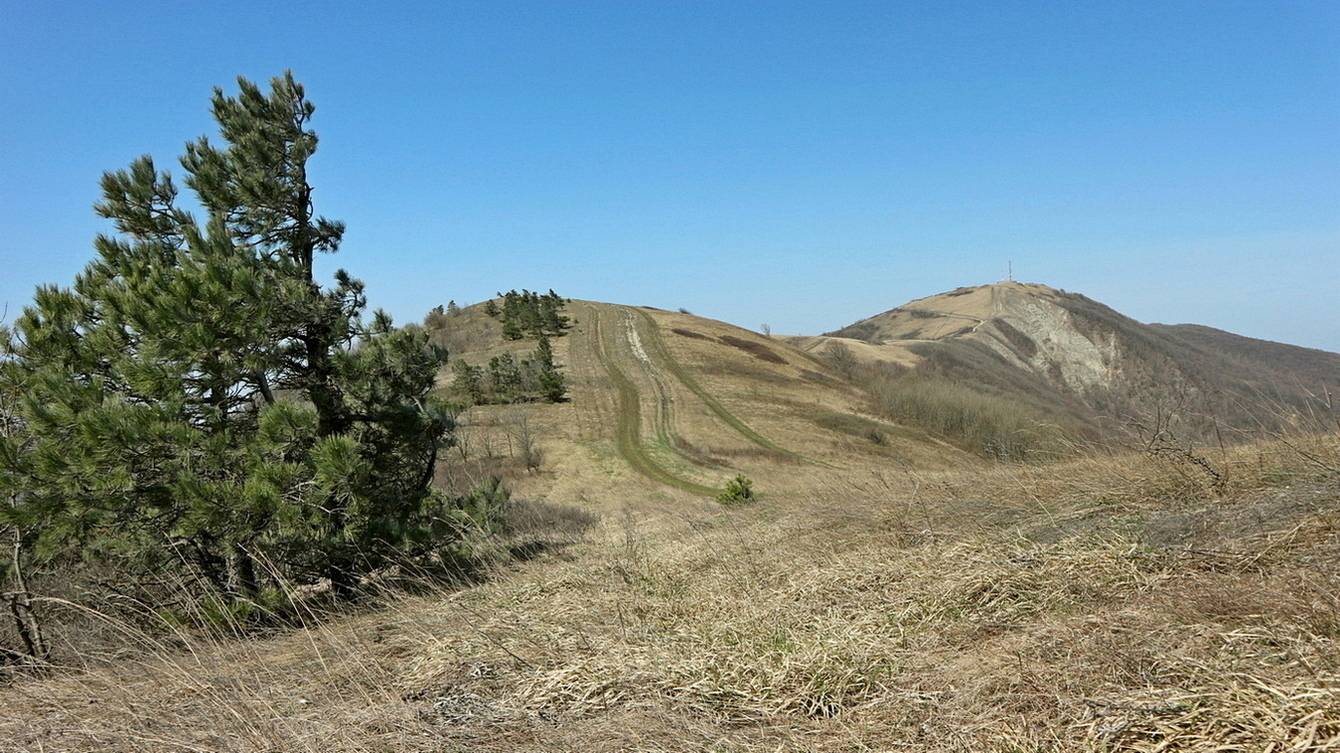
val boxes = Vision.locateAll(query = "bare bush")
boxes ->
[503,408,543,472]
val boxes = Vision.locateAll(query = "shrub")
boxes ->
[717,474,756,505]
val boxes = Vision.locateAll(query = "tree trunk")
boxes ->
[228,543,258,602]
[328,562,357,601]
[6,533,49,666]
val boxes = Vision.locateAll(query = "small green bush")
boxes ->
[717,474,755,505]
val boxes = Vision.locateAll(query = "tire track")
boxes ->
[581,301,825,494]
[631,308,824,465]
[619,309,730,472]
[587,304,720,496]
[567,302,618,444]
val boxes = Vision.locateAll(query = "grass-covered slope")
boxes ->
[430,299,970,513]
[3,434,1336,751]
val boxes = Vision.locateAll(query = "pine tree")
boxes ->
[451,359,485,405]
[499,290,525,340]
[533,337,566,402]
[0,73,453,609]
[519,290,544,337]
[0,346,49,665]
[487,354,523,402]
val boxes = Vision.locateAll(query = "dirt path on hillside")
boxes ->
[577,302,720,496]
[631,309,818,464]
[908,285,1002,340]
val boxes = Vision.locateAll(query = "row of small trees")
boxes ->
[0,74,503,663]
[451,337,566,405]
[486,289,570,340]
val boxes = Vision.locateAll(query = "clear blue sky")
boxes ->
[3,1,1337,351]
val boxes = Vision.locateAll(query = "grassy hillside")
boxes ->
[425,300,973,512]
[2,433,1335,751]
[3,290,1337,751]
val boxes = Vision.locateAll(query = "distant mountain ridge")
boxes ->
[820,282,1340,443]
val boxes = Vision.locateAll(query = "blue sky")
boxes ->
[3,1,1337,351]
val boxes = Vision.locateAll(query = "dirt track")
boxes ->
[569,302,811,496]
[571,302,718,495]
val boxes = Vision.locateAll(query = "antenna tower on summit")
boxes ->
[1000,261,1014,283]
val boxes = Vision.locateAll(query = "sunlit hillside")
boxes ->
[3,288,1337,752]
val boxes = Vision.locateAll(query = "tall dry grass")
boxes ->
[2,432,1337,751]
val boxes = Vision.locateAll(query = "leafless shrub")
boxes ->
[502,408,543,472]
[821,340,859,379]
[1129,401,1227,492]
[503,498,599,539]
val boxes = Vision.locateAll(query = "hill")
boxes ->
[420,298,980,518]
[2,286,1337,752]
[814,282,1340,453]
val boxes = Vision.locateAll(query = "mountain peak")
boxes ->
[819,282,1340,447]
[825,281,1079,345]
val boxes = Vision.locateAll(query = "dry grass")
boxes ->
[2,430,1336,751]
[5,301,1337,750]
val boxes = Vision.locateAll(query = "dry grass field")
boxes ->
[2,300,1337,751]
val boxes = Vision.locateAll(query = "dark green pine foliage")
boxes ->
[451,337,564,406]
[0,351,49,665]
[533,337,566,403]
[540,290,570,335]
[450,359,485,406]
[500,314,524,342]
[492,289,570,340]
[717,474,755,505]
[0,73,453,607]
[487,354,524,402]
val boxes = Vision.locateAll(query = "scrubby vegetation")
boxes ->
[1047,288,1340,442]
[823,341,1083,460]
[449,337,566,406]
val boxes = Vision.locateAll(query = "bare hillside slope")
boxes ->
[820,282,1340,445]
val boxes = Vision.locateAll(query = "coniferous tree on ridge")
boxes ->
[0,73,455,609]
